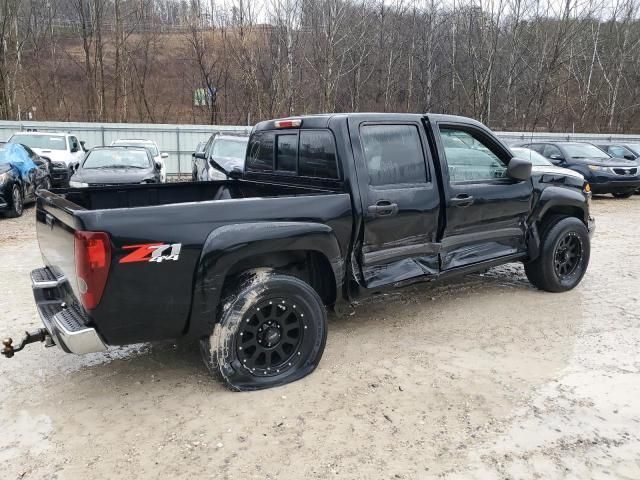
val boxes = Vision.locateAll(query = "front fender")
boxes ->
[530,186,589,225]
[187,222,344,338]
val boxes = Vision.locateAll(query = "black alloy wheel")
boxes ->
[524,216,590,292]
[237,297,305,377]
[553,233,582,278]
[201,272,327,391]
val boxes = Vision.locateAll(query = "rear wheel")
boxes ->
[200,271,327,391]
[7,185,23,218]
[524,216,590,292]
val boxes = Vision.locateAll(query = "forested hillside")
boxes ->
[1,0,639,132]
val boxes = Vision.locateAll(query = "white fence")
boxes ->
[1,120,639,176]
[0,120,251,176]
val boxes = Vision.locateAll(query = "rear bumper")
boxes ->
[31,267,106,354]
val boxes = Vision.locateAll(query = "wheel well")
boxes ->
[224,250,337,307]
[539,206,585,228]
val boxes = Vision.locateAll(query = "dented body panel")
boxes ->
[31,113,591,350]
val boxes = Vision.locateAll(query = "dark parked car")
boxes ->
[518,141,640,198]
[0,143,51,218]
[69,146,162,188]
[192,132,249,181]
[4,113,594,391]
[595,143,639,160]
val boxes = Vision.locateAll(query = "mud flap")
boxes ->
[526,224,541,262]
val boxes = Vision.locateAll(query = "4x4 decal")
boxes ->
[120,243,182,264]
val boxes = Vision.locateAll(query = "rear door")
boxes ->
[349,117,440,288]
[428,119,533,270]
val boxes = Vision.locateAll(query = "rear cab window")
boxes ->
[246,129,340,183]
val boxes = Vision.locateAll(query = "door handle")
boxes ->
[367,200,399,217]
[450,194,474,208]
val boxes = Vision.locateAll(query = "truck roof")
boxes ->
[253,113,487,132]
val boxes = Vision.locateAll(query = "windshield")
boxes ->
[83,149,150,169]
[112,140,159,156]
[511,147,552,166]
[563,144,610,159]
[9,134,67,151]
[212,138,247,159]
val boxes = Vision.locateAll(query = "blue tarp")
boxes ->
[0,143,37,179]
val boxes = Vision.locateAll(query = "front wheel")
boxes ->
[7,184,23,217]
[200,271,328,391]
[612,191,633,199]
[525,216,590,292]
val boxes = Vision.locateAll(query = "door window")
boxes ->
[527,144,545,154]
[276,134,297,172]
[439,128,507,182]
[69,136,80,152]
[542,144,562,159]
[299,131,338,179]
[360,124,427,186]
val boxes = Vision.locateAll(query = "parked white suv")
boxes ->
[111,139,168,182]
[7,132,85,187]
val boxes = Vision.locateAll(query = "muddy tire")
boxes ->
[200,271,327,391]
[525,216,590,292]
[7,184,23,218]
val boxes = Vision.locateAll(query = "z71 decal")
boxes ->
[120,243,182,264]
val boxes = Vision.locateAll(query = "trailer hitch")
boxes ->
[2,329,53,358]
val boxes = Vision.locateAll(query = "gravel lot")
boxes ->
[1,196,639,480]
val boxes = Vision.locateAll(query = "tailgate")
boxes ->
[35,191,85,299]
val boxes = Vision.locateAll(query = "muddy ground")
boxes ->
[1,197,639,480]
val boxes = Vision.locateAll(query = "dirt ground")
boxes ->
[1,196,639,480]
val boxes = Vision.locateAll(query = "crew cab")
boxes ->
[7,132,85,187]
[3,114,594,391]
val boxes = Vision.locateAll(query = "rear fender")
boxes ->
[188,222,343,338]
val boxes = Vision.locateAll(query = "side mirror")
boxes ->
[228,166,243,180]
[154,161,162,170]
[507,157,532,181]
[194,152,206,160]
[549,154,565,164]
[161,152,169,159]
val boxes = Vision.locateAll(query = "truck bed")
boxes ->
[35,180,353,345]
[55,179,329,211]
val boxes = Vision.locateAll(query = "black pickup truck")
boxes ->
[3,114,595,390]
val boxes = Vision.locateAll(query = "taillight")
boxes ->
[274,118,301,128]
[74,231,111,310]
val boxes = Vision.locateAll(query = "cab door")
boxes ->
[349,117,441,288]
[427,119,533,270]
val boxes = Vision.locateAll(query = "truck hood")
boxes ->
[72,167,155,184]
[532,165,584,180]
[570,157,638,167]
[28,148,73,164]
